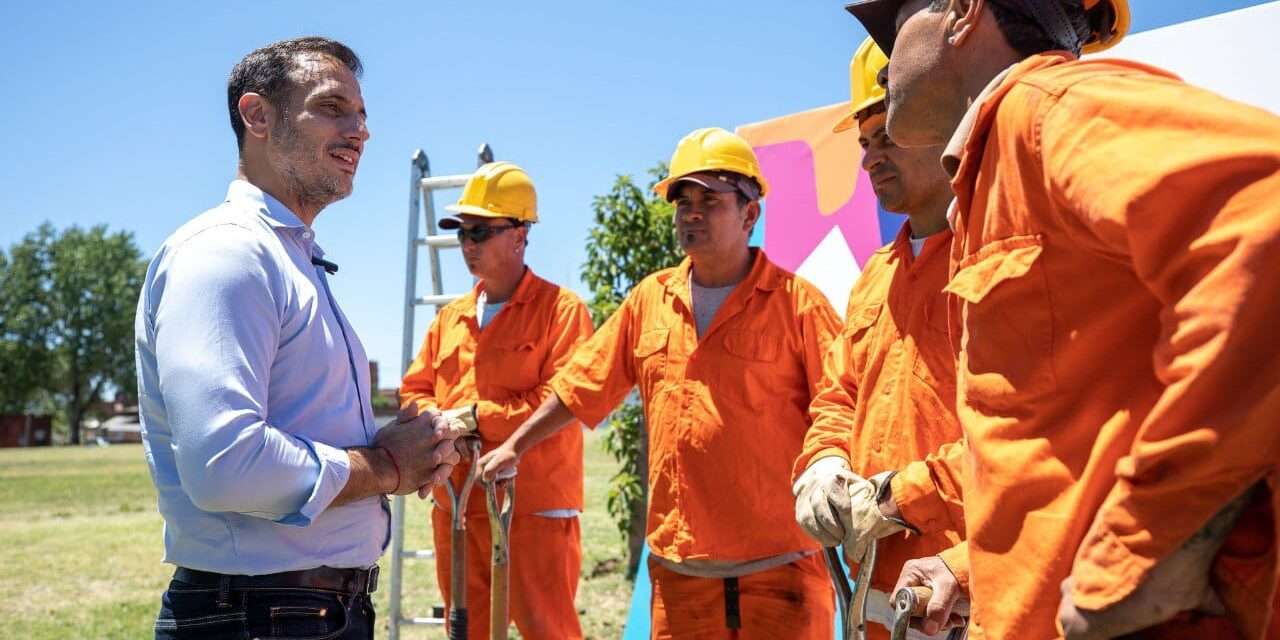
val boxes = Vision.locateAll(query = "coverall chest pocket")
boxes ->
[633,328,671,388]
[485,338,541,392]
[842,303,883,376]
[944,235,1056,414]
[720,327,783,405]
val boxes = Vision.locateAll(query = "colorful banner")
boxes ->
[738,103,892,317]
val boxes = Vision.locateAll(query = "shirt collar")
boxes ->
[227,179,322,254]
[941,64,1018,179]
[892,220,952,265]
[461,267,538,319]
[226,179,309,229]
[666,248,782,298]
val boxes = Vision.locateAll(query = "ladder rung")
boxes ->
[418,234,460,248]
[400,617,446,626]
[400,549,436,559]
[416,294,464,307]
[421,175,470,190]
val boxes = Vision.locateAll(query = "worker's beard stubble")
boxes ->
[268,112,351,213]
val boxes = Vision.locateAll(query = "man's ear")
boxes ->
[743,200,762,232]
[238,93,274,142]
[948,0,984,48]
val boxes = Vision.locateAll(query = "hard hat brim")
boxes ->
[443,203,509,218]
[833,112,857,133]
[443,203,538,224]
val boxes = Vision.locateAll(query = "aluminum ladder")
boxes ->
[387,143,494,640]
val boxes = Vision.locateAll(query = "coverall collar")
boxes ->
[892,220,952,268]
[666,248,783,338]
[942,52,1076,230]
[460,266,538,320]
[666,248,783,299]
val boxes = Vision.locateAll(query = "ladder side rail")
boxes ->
[389,150,430,640]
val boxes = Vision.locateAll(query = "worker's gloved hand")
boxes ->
[793,456,861,547]
[843,470,911,563]
[440,404,479,437]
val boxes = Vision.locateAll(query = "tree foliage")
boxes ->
[581,164,683,579]
[0,223,146,443]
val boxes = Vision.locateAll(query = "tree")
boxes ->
[581,164,683,579]
[0,226,55,413]
[0,223,146,443]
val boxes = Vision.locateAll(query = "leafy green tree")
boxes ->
[581,164,682,579]
[0,223,146,443]
[0,225,55,413]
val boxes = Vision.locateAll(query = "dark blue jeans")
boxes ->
[154,574,374,639]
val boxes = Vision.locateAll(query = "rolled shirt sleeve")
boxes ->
[153,225,349,525]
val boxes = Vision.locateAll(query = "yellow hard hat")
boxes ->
[443,161,538,225]
[652,127,770,201]
[834,37,889,133]
[846,0,1130,56]
[1082,0,1130,53]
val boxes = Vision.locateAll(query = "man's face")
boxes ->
[673,182,758,259]
[885,0,955,147]
[858,111,948,214]
[457,214,526,280]
[266,54,370,210]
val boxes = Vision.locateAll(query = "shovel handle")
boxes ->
[490,561,510,640]
[892,585,935,619]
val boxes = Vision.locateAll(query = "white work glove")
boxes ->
[843,470,911,563]
[793,456,862,547]
[440,405,479,458]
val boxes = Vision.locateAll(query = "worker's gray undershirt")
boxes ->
[691,279,737,338]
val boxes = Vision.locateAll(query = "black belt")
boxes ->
[724,577,741,630]
[174,565,379,595]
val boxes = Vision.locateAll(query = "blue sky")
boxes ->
[1,0,1269,383]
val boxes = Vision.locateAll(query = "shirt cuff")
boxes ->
[278,437,352,527]
[1069,521,1152,610]
[892,459,954,536]
[937,541,971,591]
[550,377,606,428]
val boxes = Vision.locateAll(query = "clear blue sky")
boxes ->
[1,0,1268,383]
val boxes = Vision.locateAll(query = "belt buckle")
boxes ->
[365,564,379,594]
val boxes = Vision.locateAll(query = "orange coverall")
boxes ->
[401,268,593,640]
[550,249,841,638]
[793,223,966,640]
[927,52,1280,639]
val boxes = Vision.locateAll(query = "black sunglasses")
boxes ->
[456,223,521,244]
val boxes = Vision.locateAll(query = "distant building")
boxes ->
[0,414,52,447]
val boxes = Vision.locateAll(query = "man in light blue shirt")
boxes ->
[136,37,459,640]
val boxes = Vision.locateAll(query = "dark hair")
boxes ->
[855,101,888,124]
[226,37,362,150]
[929,0,1089,56]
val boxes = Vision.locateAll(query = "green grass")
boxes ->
[0,430,633,639]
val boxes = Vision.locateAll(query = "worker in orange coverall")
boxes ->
[478,127,842,639]
[400,161,593,640]
[838,0,1280,638]
[791,35,967,640]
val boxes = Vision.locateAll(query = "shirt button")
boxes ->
[302,230,313,240]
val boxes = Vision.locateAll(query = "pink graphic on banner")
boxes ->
[755,140,882,272]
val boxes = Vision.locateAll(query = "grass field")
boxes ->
[0,430,633,639]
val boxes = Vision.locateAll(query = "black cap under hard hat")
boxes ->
[845,0,1086,56]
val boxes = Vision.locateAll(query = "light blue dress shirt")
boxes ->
[135,180,388,575]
